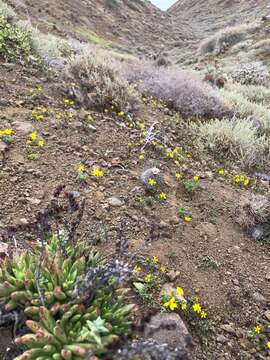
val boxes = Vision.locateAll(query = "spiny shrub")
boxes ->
[193,117,269,168]
[0,232,135,359]
[124,64,226,118]
[198,23,252,55]
[231,62,269,85]
[65,53,138,112]
[0,16,33,63]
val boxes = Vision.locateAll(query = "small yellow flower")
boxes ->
[148,178,157,186]
[133,265,141,273]
[139,154,145,160]
[152,256,158,264]
[29,132,38,141]
[255,325,262,334]
[91,168,104,178]
[184,216,192,223]
[181,303,187,311]
[218,169,225,176]
[200,311,207,319]
[192,303,201,313]
[163,297,178,311]
[104,109,108,113]
[118,111,125,117]
[4,128,13,135]
[193,176,199,182]
[55,113,61,120]
[159,265,166,273]
[166,151,174,159]
[267,341,270,349]
[36,115,44,121]
[78,165,85,173]
[176,287,184,297]
[144,274,153,283]
[37,140,45,147]
[159,192,167,201]
[64,99,70,105]
[40,107,47,113]
[243,178,250,187]
[175,172,182,180]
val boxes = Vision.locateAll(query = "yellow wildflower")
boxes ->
[144,274,153,283]
[243,178,250,187]
[184,216,192,223]
[166,151,174,159]
[159,192,167,201]
[133,265,141,273]
[175,172,182,180]
[163,297,178,311]
[118,111,125,117]
[55,113,61,120]
[176,287,184,297]
[255,325,262,334]
[36,115,44,121]
[152,256,158,264]
[3,128,13,135]
[193,176,199,182]
[40,107,47,113]
[200,311,207,319]
[192,303,201,313]
[139,154,145,160]
[78,165,85,173]
[37,140,45,147]
[218,169,225,176]
[159,265,166,273]
[91,168,104,178]
[148,178,157,186]
[181,303,187,311]
[267,341,270,349]
[29,132,38,141]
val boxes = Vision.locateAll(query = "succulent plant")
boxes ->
[0,232,99,315]
[14,288,134,359]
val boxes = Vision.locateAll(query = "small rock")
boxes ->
[220,324,236,334]
[167,270,180,281]
[13,120,34,134]
[264,310,270,321]
[19,218,29,225]
[170,216,179,225]
[198,222,217,238]
[252,291,267,305]
[159,220,169,229]
[107,197,123,207]
[144,312,193,353]
[0,140,7,153]
[266,273,270,281]
[28,198,41,206]
[0,241,8,254]
[217,334,227,343]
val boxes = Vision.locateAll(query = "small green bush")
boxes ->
[0,0,16,19]
[0,16,33,62]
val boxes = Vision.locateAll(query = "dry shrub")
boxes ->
[233,194,270,229]
[231,61,269,86]
[198,23,254,55]
[65,53,138,112]
[115,62,227,119]
[193,117,269,168]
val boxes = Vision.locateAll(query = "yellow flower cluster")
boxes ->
[63,98,74,106]
[0,128,13,137]
[28,132,46,147]
[77,164,85,173]
[148,178,157,187]
[159,192,167,201]
[32,107,47,121]
[91,168,104,178]
[233,174,250,188]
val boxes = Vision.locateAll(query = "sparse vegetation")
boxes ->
[232,61,269,86]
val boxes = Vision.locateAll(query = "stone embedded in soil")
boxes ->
[0,242,8,254]
[160,283,185,303]
[252,291,267,305]
[266,273,270,281]
[167,270,180,281]
[13,120,34,134]
[264,310,270,321]
[107,197,124,207]
[143,312,193,353]
[220,324,236,334]
[197,222,217,238]
[216,334,227,343]
[0,140,7,153]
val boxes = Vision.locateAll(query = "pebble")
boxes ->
[217,334,227,343]
[264,310,270,321]
[220,324,236,334]
[266,273,270,281]
[19,218,29,225]
[107,197,123,207]
[252,291,267,305]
